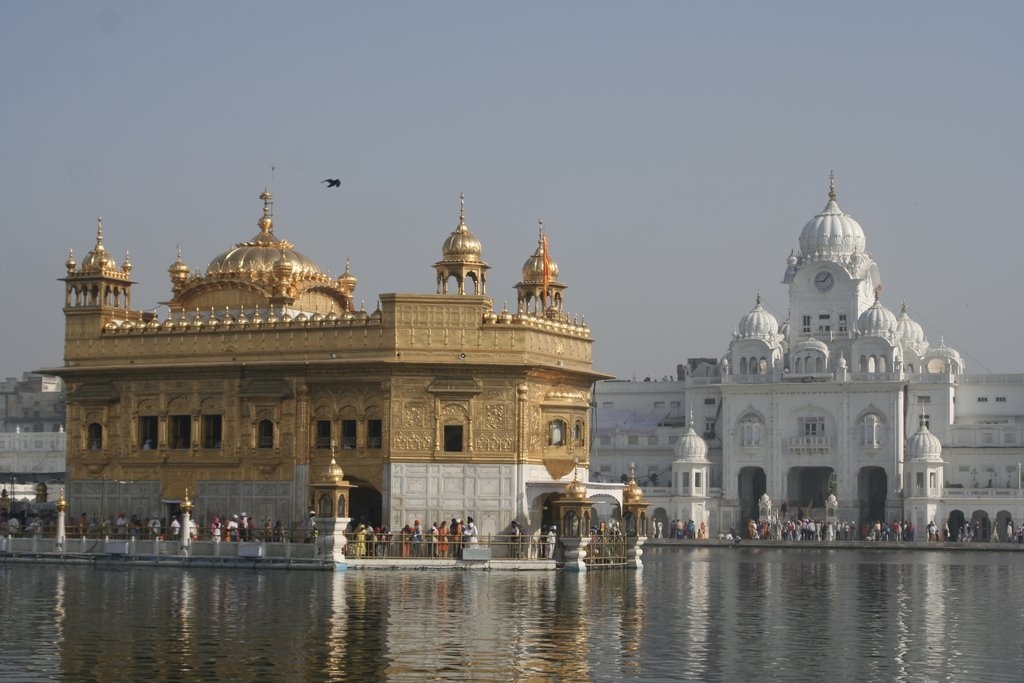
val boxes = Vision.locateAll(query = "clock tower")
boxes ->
[781,174,880,355]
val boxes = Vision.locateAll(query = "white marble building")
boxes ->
[593,177,1024,539]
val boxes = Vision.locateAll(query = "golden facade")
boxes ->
[52,192,608,534]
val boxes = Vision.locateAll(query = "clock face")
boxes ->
[814,270,834,291]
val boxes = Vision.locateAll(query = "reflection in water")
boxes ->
[1,549,1023,681]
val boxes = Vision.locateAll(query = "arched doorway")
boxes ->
[535,492,561,532]
[787,466,834,513]
[858,467,887,526]
[347,479,382,529]
[970,510,991,541]
[652,507,669,538]
[995,510,1014,542]
[947,509,966,541]
[738,467,766,532]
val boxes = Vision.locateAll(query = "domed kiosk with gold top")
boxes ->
[50,188,614,558]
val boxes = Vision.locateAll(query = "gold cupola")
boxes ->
[205,190,322,279]
[80,217,117,273]
[338,257,358,295]
[63,216,134,312]
[168,245,191,289]
[434,193,490,295]
[516,221,567,317]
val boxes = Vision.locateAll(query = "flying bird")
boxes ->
[322,179,341,188]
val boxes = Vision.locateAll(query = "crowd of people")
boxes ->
[346,516,482,558]
[650,512,1024,543]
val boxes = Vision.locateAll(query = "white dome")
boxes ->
[923,338,964,373]
[896,302,927,345]
[675,419,709,462]
[798,177,866,259]
[858,298,897,337]
[735,294,779,342]
[907,415,942,461]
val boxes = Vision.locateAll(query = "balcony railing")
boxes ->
[785,436,831,455]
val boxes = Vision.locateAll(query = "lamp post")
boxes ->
[55,488,67,552]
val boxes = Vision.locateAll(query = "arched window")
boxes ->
[87,422,103,450]
[862,415,881,447]
[740,417,762,447]
[318,494,333,518]
[740,357,748,375]
[868,356,877,373]
[907,363,915,374]
[859,355,868,372]
[257,419,274,448]
[815,355,824,373]
[879,355,888,373]
[795,357,803,374]
[573,420,585,446]
[549,419,567,446]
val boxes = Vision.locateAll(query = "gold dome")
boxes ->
[440,193,483,262]
[55,489,68,513]
[80,218,117,272]
[622,464,645,504]
[565,477,588,499]
[168,245,190,284]
[623,477,644,504]
[522,230,559,283]
[205,191,323,278]
[65,249,76,274]
[338,258,357,292]
[321,453,345,483]
[273,255,294,280]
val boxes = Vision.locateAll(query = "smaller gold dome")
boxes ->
[55,489,68,513]
[564,468,589,500]
[65,249,76,274]
[441,194,483,262]
[273,255,294,280]
[168,245,190,283]
[122,251,132,275]
[623,477,644,504]
[522,230,559,283]
[321,454,346,483]
[339,258,358,291]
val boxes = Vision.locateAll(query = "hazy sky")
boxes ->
[2,2,1022,382]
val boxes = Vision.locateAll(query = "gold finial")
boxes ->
[828,170,837,201]
[755,291,762,306]
[96,216,104,243]
[181,488,193,513]
[258,189,274,232]
[629,462,636,480]
[874,283,883,303]
[538,219,544,239]
[55,488,68,513]
[458,193,466,228]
